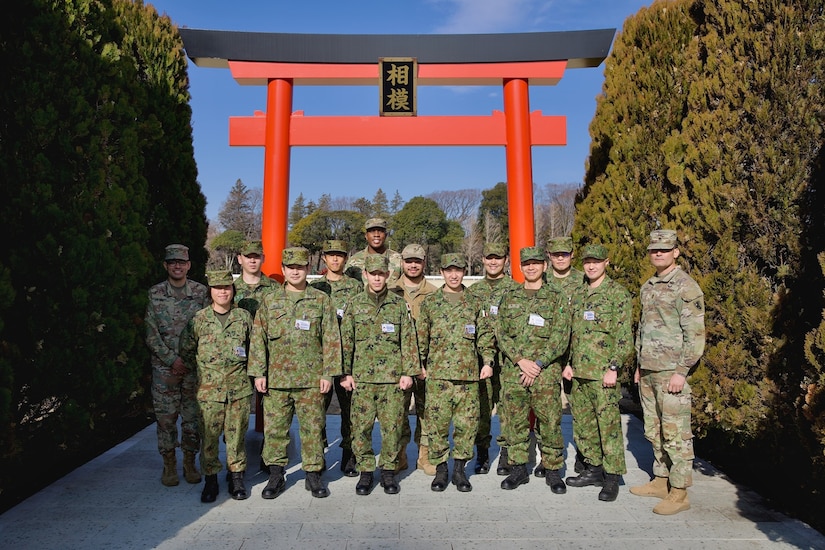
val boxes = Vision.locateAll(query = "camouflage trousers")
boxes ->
[400,377,429,448]
[151,364,199,454]
[639,370,694,488]
[500,373,563,469]
[261,387,326,472]
[198,397,250,476]
[323,376,353,450]
[569,378,627,475]
[475,365,506,450]
[427,379,479,464]
[350,382,405,472]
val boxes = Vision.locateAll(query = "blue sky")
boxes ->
[148,0,652,221]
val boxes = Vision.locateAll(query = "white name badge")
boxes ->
[295,319,311,331]
[465,324,476,335]
[234,346,247,358]
[337,308,344,319]
[489,305,499,315]
[584,311,596,321]
[528,313,545,327]
[381,323,396,333]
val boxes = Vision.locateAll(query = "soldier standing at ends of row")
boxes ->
[466,243,520,475]
[248,247,341,500]
[145,244,208,487]
[310,240,363,477]
[179,270,254,503]
[496,246,571,493]
[340,254,419,495]
[563,244,633,502]
[418,253,495,493]
[631,229,705,515]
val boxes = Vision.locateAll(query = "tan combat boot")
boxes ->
[629,476,669,498]
[416,445,436,476]
[653,487,690,515]
[183,451,201,484]
[161,451,179,487]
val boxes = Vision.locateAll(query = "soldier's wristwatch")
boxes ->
[608,362,618,372]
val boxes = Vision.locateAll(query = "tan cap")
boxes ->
[164,244,189,261]
[401,243,426,260]
[647,229,678,250]
[364,217,388,231]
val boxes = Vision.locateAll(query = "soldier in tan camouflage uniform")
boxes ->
[179,270,254,503]
[248,247,341,500]
[562,244,633,502]
[340,255,419,495]
[145,244,209,487]
[310,239,363,477]
[630,229,705,515]
[418,253,495,492]
[345,217,402,285]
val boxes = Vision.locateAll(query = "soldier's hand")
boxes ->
[562,365,573,381]
[480,365,493,380]
[417,367,427,380]
[517,359,542,379]
[667,372,686,393]
[634,367,641,384]
[320,378,332,394]
[519,371,536,387]
[171,357,186,377]
[340,375,355,391]
[254,377,268,393]
[399,375,413,391]
[603,369,617,388]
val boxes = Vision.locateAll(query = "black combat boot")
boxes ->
[598,473,620,502]
[534,463,546,478]
[355,471,374,495]
[574,448,586,473]
[261,465,286,499]
[228,471,248,500]
[501,463,530,490]
[566,464,605,487]
[452,459,472,492]
[341,449,358,477]
[474,446,490,475]
[431,462,449,492]
[200,474,218,503]
[380,468,400,494]
[496,447,511,476]
[305,471,330,498]
[546,469,567,494]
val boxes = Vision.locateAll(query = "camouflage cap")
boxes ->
[520,246,546,263]
[546,236,573,254]
[401,243,426,260]
[282,246,310,266]
[164,244,189,261]
[322,239,348,254]
[647,229,678,250]
[441,253,467,269]
[206,270,234,287]
[364,217,388,231]
[240,240,263,256]
[482,243,507,258]
[364,254,389,273]
[581,244,608,261]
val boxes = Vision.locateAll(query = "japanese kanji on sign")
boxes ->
[379,57,417,116]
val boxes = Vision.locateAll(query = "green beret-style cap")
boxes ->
[581,244,608,261]
[322,240,348,254]
[164,244,189,261]
[282,247,310,266]
[441,253,467,269]
[206,270,234,287]
[648,229,678,250]
[546,236,573,254]
[364,254,389,273]
[520,246,546,263]
[482,243,507,257]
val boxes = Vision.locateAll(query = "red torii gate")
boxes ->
[180,29,615,280]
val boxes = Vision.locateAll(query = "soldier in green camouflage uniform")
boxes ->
[562,244,633,502]
[418,253,495,492]
[497,246,571,493]
[248,247,341,500]
[340,254,419,495]
[234,240,276,317]
[466,243,520,475]
[145,244,209,487]
[345,217,402,285]
[179,270,254,503]
[310,239,363,476]
[631,229,705,515]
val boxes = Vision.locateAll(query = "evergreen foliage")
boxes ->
[218,179,257,238]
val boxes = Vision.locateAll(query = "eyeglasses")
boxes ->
[166,260,188,266]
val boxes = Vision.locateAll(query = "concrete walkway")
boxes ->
[1,413,823,549]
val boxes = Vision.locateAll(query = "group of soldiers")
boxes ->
[144,219,704,516]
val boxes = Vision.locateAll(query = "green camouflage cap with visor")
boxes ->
[164,244,190,261]
[364,254,390,273]
[581,244,608,261]
[401,243,426,260]
[520,246,546,263]
[322,239,349,254]
[364,217,388,231]
[240,240,263,256]
[482,243,507,258]
[546,236,573,254]
[441,253,467,269]
[647,229,678,250]
[282,246,310,266]
[206,270,234,287]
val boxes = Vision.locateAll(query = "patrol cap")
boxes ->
[322,239,348,254]
[482,243,507,258]
[240,240,263,256]
[402,243,426,260]
[206,270,234,287]
[364,217,388,231]
[647,229,678,250]
[364,254,389,273]
[164,244,189,261]
[441,253,467,269]
[520,246,546,263]
[546,236,573,254]
[281,247,310,266]
[581,244,608,261]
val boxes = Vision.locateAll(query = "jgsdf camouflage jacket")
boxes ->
[234,273,276,318]
[310,274,363,320]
